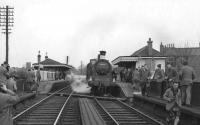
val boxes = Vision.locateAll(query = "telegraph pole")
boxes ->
[0,5,14,63]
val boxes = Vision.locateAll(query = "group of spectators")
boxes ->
[26,68,41,93]
[119,64,151,96]
[0,61,42,125]
[55,71,66,80]
[117,60,196,125]
[0,61,19,125]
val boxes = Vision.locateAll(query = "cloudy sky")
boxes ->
[0,0,200,68]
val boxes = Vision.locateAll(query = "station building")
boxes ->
[112,38,166,73]
[33,51,73,80]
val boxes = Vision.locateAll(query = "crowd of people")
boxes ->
[0,61,19,125]
[116,60,196,125]
[0,61,42,125]
[26,68,41,93]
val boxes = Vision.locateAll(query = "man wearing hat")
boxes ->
[154,64,165,98]
[139,64,151,96]
[179,60,196,106]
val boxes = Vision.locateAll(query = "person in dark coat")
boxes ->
[120,69,124,82]
[132,68,141,92]
[179,61,196,106]
[165,63,178,88]
[154,64,165,98]
[26,69,35,92]
[139,65,151,96]
[125,68,132,83]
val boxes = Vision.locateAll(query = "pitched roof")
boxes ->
[130,46,162,57]
[33,58,73,68]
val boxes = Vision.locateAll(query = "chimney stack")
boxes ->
[160,42,164,55]
[37,51,41,64]
[45,52,48,60]
[147,38,153,56]
[66,56,69,64]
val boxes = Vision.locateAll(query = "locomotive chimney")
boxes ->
[99,51,106,59]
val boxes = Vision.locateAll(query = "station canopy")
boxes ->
[112,56,138,67]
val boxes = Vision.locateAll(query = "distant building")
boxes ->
[160,43,200,81]
[32,51,73,73]
[112,38,166,72]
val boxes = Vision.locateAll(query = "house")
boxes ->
[112,38,166,72]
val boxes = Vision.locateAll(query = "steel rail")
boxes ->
[94,98,120,125]
[53,91,73,125]
[116,99,165,125]
[49,93,126,101]
[13,86,70,120]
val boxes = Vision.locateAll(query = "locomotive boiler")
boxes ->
[86,51,120,96]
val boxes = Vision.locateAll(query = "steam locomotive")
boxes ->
[86,51,120,96]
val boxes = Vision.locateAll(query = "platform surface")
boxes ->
[116,82,134,97]
[133,94,200,118]
[38,80,66,94]
[79,98,106,125]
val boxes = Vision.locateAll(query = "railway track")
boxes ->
[13,86,77,125]
[13,85,164,125]
[94,98,164,125]
[56,97,82,125]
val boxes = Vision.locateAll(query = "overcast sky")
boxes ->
[0,0,200,68]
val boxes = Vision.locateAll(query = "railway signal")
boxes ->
[0,5,14,63]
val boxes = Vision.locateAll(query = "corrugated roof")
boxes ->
[130,46,162,57]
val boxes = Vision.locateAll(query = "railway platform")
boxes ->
[38,80,68,94]
[116,82,134,98]
[133,94,200,125]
